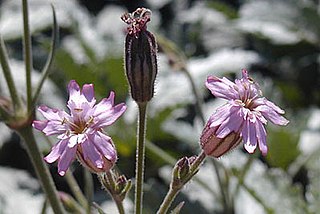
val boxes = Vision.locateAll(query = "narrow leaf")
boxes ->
[170,201,185,214]
[92,202,107,214]
[32,4,58,106]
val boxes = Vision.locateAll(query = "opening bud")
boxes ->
[200,123,242,158]
[122,8,158,103]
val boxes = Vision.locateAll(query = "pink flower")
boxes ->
[33,80,126,176]
[200,70,289,157]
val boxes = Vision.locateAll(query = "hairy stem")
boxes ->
[104,171,125,214]
[18,126,65,214]
[157,152,206,214]
[134,102,148,214]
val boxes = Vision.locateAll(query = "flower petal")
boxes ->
[242,119,257,154]
[209,103,235,128]
[91,132,116,161]
[35,106,69,136]
[57,146,77,176]
[67,80,81,100]
[44,139,69,163]
[32,120,48,131]
[206,76,238,100]
[93,103,127,128]
[265,98,285,114]
[38,105,69,121]
[81,139,104,169]
[82,83,96,105]
[255,120,268,155]
[68,135,79,148]
[92,91,115,117]
[215,106,243,138]
[92,92,126,128]
[255,103,289,126]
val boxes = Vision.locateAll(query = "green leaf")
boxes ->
[32,4,58,105]
[92,202,107,214]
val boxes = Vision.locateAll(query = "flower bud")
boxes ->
[100,171,132,202]
[122,8,158,103]
[200,122,242,158]
[172,156,197,187]
[115,175,132,200]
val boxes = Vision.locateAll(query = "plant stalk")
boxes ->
[0,35,21,110]
[104,171,125,214]
[157,152,206,214]
[134,102,148,214]
[22,0,33,114]
[17,126,65,214]
[65,171,89,208]
[84,169,94,214]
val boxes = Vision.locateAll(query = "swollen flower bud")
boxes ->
[122,8,158,103]
[200,122,242,158]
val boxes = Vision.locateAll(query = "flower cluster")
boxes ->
[33,80,126,176]
[200,69,289,157]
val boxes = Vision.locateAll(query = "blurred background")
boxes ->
[0,0,319,213]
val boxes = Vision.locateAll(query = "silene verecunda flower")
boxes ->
[200,69,289,157]
[33,80,126,176]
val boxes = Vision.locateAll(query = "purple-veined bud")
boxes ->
[122,8,158,103]
[200,123,242,158]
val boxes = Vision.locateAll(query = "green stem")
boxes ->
[41,198,48,214]
[135,102,148,214]
[17,126,65,214]
[22,0,33,114]
[157,152,206,214]
[84,169,93,214]
[0,35,21,110]
[145,141,218,198]
[104,171,125,214]
[182,68,205,124]
[64,170,88,208]
[212,159,230,213]
[156,185,180,214]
